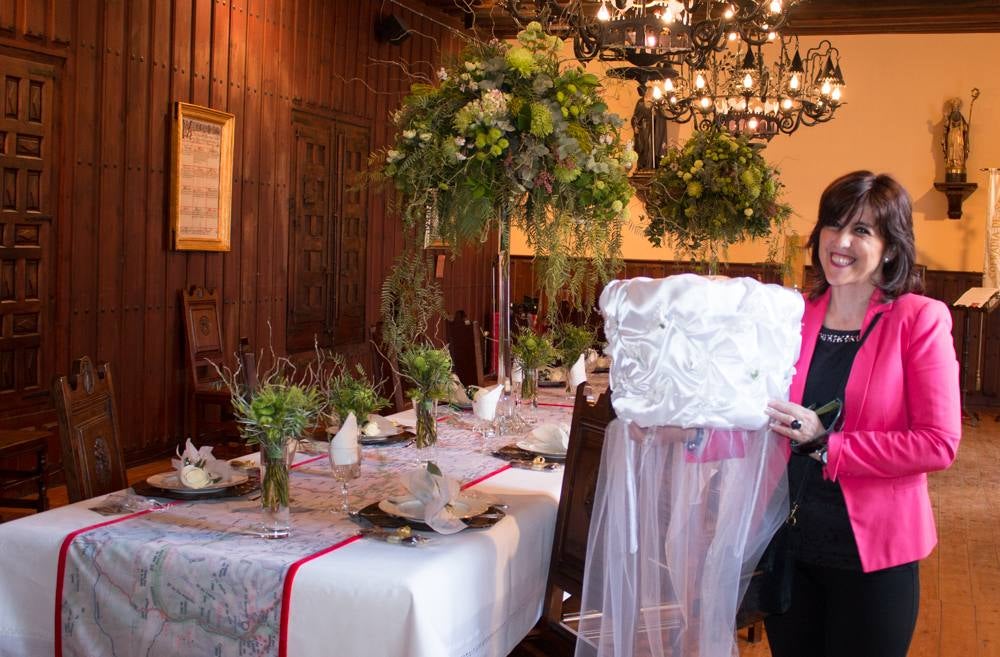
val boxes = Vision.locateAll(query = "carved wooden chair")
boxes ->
[512,384,764,655]
[52,357,128,502]
[512,383,615,657]
[0,428,50,517]
[181,286,238,443]
[445,310,488,388]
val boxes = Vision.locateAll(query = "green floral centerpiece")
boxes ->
[642,128,792,268]
[554,322,595,392]
[398,345,453,449]
[511,328,557,404]
[375,21,635,314]
[324,358,388,429]
[231,376,323,538]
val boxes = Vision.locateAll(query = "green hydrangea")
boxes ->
[506,46,535,77]
[529,102,554,137]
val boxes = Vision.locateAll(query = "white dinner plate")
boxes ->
[359,415,404,439]
[516,439,568,458]
[378,496,490,522]
[146,471,249,495]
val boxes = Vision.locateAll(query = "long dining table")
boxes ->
[0,387,588,657]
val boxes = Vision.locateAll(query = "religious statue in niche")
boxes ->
[942,88,980,182]
[631,89,668,170]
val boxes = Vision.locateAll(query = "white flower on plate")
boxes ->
[361,420,382,437]
[180,464,213,489]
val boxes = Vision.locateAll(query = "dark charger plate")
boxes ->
[492,443,566,463]
[355,501,505,531]
[360,430,415,447]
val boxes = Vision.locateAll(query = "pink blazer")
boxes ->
[789,289,962,572]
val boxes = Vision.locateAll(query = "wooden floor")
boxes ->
[740,409,1000,657]
[7,412,999,657]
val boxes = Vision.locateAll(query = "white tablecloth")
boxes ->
[0,403,573,657]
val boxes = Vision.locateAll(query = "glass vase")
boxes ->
[520,367,539,407]
[414,397,438,450]
[259,441,291,539]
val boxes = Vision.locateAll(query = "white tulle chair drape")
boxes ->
[575,275,803,657]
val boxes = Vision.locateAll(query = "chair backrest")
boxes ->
[52,357,128,502]
[181,286,226,389]
[369,324,407,413]
[538,383,616,653]
[445,312,485,388]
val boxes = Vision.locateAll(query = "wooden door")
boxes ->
[287,114,369,354]
[287,115,334,353]
[0,54,56,421]
[332,123,368,347]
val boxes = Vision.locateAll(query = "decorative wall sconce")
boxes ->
[934,88,980,219]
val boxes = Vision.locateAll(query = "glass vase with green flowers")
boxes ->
[554,323,595,393]
[398,345,453,450]
[511,328,557,406]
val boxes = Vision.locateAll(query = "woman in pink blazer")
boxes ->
[764,171,962,657]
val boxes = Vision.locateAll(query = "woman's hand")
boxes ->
[766,400,825,444]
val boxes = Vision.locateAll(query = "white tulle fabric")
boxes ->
[600,274,804,429]
[576,275,801,657]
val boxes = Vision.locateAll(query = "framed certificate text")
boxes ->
[171,102,235,251]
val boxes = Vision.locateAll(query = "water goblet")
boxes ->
[329,444,361,514]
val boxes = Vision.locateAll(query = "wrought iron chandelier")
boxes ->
[503,1,846,142]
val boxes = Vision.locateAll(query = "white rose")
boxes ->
[362,421,381,436]
[180,464,212,489]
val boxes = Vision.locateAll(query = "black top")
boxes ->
[788,326,864,570]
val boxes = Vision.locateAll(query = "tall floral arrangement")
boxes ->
[376,22,635,310]
[642,128,792,268]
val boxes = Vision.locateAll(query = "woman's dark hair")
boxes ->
[807,170,923,300]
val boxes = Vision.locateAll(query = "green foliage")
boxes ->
[379,251,447,359]
[232,380,324,457]
[511,328,557,371]
[325,357,388,425]
[643,128,793,267]
[373,22,635,316]
[554,323,595,367]
[399,344,453,402]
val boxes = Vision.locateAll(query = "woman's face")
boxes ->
[818,209,887,295]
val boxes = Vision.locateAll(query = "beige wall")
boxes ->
[512,32,1000,275]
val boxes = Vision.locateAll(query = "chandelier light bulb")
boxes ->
[695,72,706,89]
[700,96,711,109]
[597,2,611,21]
[728,31,738,42]
[788,74,800,91]
[663,77,675,92]
[743,73,753,88]
[768,31,777,41]
[669,95,678,105]
[723,5,735,20]
[663,9,673,22]
[781,97,793,110]
[821,79,832,95]
[646,33,658,48]
[831,86,842,101]
[769,0,782,14]
[748,117,759,130]
[652,85,664,100]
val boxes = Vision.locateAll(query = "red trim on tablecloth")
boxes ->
[537,401,574,409]
[54,508,162,657]
[461,463,512,490]
[290,453,325,468]
[278,533,364,657]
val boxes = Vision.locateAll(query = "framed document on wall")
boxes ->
[170,102,235,251]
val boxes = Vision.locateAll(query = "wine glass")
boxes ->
[329,444,361,514]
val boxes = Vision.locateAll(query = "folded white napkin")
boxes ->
[472,384,503,422]
[447,374,472,406]
[330,412,360,465]
[528,422,571,453]
[569,354,587,390]
[171,438,233,489]
[400,464,466,534]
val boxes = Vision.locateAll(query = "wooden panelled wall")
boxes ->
[0,0,498,466]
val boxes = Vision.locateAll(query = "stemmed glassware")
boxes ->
[329,444,361,514]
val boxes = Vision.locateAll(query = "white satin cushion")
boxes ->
[599,274,803,429]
